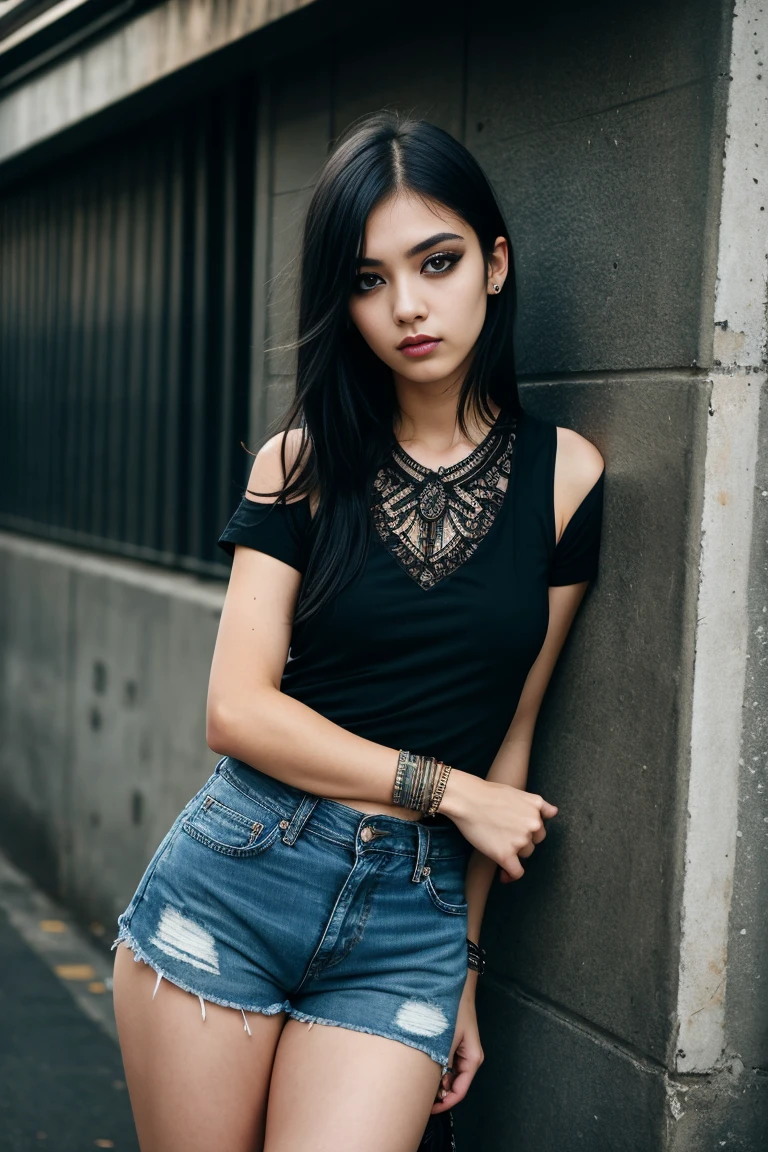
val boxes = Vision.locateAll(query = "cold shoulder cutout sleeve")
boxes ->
[218,495,311,574]
[548,467,605,586]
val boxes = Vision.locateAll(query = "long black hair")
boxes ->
[251,109,521,624]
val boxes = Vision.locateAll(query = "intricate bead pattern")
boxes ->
[371,418,517,590]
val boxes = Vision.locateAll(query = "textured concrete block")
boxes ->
[725,376,768,1071]
[163,592,224,806]
[265,186,312,379]
[477,86,715,374]
[457,978,666,1152]
[67,569,173,924]
[466,0,725,137]
[0,536,223,933]
[272,56,332,195]
[0,0,320,169]
[478,377,709,1064]
[665,1062,768,1152]
[264,374,297,432]
[0,542,73,890]
[466,0,728,375]
[332,1,465,141]
[66,568,222,929]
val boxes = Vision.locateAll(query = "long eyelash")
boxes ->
[422,251,463,273]
[352,272,383,294]
[352,250,463,293]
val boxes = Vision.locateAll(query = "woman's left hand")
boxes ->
[430,984,484,1114]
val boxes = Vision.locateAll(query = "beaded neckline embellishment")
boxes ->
[370,416,517,589]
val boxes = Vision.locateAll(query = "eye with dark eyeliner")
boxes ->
[353,250,463,293]
[422,251,462,275]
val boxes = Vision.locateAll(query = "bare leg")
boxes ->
[264,1018,443,1152]
[112,942,287,1152]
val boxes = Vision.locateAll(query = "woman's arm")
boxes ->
[207,433,412,806]
[208,512,553,870]
[207,435,490,825]
[207,430,589,875]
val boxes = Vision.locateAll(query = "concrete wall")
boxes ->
[0,534,224,931]
[728,385,768,1071]
[0,0,766,1149]
[0,0,318,173]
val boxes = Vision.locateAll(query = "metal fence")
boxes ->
[0,79,256,577]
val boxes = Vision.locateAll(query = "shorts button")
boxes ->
[360,827,373,842]
[422,866,431,876]
[279,819,290,829]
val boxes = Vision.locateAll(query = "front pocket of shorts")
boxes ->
[182,788,282,857]
[424,862,468,916]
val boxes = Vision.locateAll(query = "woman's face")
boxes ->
[348,191,507,394]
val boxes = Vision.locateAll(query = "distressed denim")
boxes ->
[111,756,471,1074]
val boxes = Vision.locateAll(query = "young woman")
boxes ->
[111,110,605,1152]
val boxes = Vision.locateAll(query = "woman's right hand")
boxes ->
[440,770,558,879]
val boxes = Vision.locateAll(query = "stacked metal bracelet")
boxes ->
[393,750,452,816]
[467,939,486,975]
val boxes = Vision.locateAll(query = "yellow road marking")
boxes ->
[54,964,96,981]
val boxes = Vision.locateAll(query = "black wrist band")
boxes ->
[467,938,486,975]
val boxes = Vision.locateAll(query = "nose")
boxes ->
[392,276,427,326]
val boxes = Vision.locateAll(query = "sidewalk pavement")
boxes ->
[0,850,139,1152]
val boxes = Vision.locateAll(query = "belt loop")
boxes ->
[281,794,319,846]
[411,823,431,883]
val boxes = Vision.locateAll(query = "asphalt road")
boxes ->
[0,855,139,1152]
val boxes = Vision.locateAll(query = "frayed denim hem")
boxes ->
[112,928,452,1074]
[111,927,292,1033]
[285,1007,451,1077]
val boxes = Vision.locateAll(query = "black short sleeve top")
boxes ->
[219,408,604,781]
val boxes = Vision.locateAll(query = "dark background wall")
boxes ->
[1,1,764,1149]
[0,81,254,575]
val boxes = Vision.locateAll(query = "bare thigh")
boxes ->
[112,943,287,1152]
[264,1019,443,1152]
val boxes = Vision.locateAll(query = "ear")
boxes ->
[486,236,509,295]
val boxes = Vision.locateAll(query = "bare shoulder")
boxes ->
[555,426,604,485]
[554,426,605,540]
[245,428,313,506]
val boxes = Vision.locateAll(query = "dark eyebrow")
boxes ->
[356,232,464,268]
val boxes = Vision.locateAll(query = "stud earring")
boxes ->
[493,284,501,293]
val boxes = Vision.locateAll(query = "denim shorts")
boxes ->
[111,756,471,1074]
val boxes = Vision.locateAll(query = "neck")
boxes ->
[392,393,502,455]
